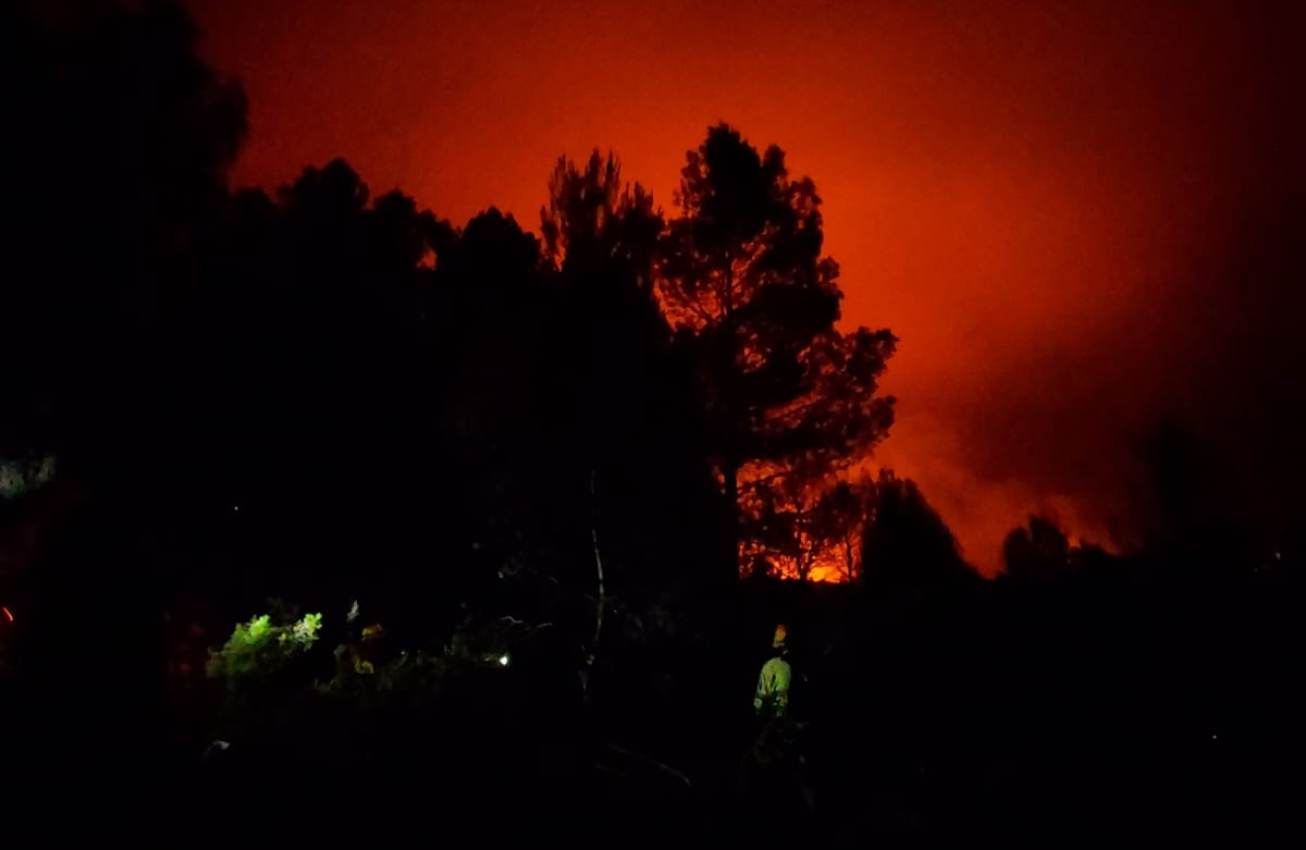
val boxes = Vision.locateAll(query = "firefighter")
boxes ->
[754,624,792,719]
[744,623,815,820]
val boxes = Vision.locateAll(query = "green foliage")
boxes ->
[207,611,323,688]
[286,611,323,648]
[318,648,451,704]
[317,612,525,705]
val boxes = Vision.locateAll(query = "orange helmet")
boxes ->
[772,623,788,649]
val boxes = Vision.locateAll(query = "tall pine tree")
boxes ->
[657,125,896,576]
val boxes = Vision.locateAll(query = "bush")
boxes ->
[206,611,323,690]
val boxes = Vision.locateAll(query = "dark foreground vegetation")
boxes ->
[2,2,1301,843]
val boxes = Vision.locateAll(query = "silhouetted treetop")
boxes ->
[1002,515,1071,580]
[660,124,837,334]
[861,471,975,590]
[540,151,662,283]
[440,208,541,284]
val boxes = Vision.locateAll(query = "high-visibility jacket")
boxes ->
[753,655,792,718]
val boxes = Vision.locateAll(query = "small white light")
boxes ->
[498,654,510,667]
[1211,734,1218,740]
[233,505,240,512]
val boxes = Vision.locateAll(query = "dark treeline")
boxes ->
[2,2,1301,843]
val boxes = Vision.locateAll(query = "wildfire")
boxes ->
[740,538,861,583]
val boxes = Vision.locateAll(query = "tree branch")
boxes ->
[583,467,606,697]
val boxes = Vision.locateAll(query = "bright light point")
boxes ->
[2,606,13,622]
[498,654,510,667]
[1211,734,1218,740]
[233,505,240,512]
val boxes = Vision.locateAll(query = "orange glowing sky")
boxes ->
[190,0,1302,574]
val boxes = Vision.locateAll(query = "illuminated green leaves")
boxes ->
[207,611,323,686]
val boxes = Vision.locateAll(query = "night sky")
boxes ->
[189,0,1303,572]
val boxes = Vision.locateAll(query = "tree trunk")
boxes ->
[725,458,739,577]
[582,468,605,697]
[721,251,740,579]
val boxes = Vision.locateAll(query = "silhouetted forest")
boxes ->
[2,2,1301,844]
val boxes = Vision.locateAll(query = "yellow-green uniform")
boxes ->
[753,655,792,718]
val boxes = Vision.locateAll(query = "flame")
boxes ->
[741,537,860,583]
